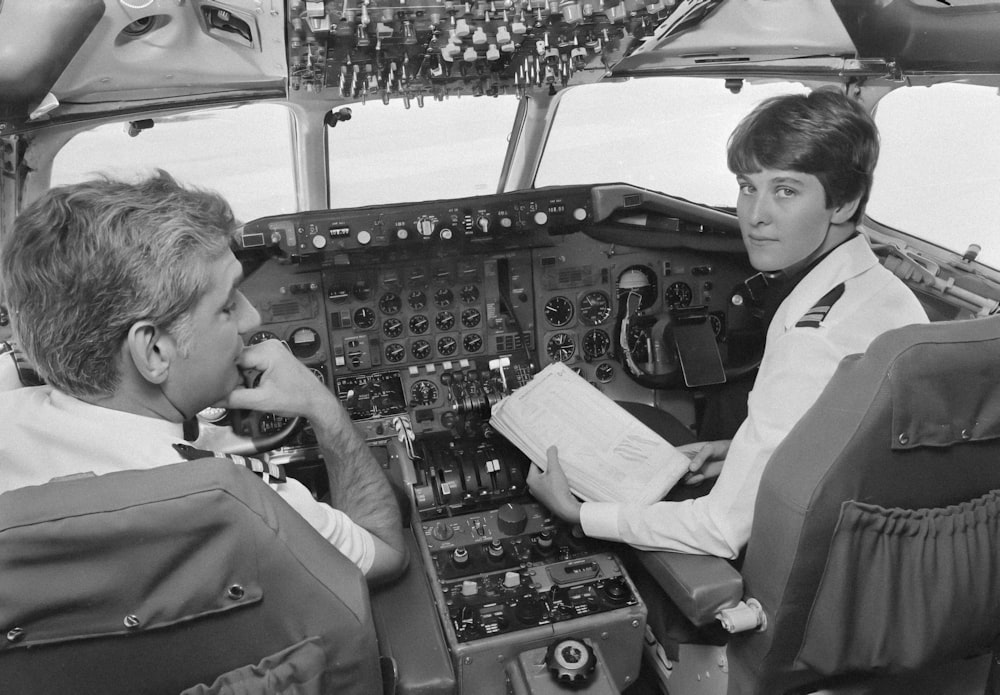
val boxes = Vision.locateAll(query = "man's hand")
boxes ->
[527,446,582,524]
[677,439,731,485]
[223,339,335,422]
[226,339,407,584]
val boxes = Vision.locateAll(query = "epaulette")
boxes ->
[172,442,287,484]
[796,283,845,328]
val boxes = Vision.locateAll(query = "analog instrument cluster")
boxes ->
[237,185,756,445]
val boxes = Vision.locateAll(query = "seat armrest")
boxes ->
[635,550,743,627]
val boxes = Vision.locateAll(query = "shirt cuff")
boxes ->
[579,502,621,542]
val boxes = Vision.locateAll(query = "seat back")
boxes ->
[0,460,382,695]
[728,316,1000,695]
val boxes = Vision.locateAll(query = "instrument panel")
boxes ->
[236,184,759,450]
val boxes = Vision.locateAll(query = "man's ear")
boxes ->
[125,321,176,385]
[831,195,862,225]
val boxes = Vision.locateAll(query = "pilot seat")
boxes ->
[635,315,1000,695]
[0,459,384,695]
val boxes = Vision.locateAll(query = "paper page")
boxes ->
[491,362,690,505]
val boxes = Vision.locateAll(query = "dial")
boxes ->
[434,287,454,307]
[582,328,611,360]
[435,311,456,331]
[411,339,432,360]
[353,283,373,301]
[617,265,657,311]
[248,330,279,345]
[383,317,403,338]
[544,296,575,327]
[378,292,402,315]
[665,281,694,309]
[385,343,406,363]
[595,362,615,383]
[580,291,612,326]
[288,327,321,358]
[709,312,725,338]
[460,284,480,303]
[546,333,576,362]
[407,289,427,310]
[353,307,376,330]
[463,333,483,353]
[410,379,439,406]
[409,314,429,335]
[437,336,458,356]
[461,307,482,328]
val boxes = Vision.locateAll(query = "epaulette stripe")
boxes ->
[172,442,287,483]
[795,283,846,329]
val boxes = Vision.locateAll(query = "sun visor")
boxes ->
[0,0,105,124]
[611,0,857,76]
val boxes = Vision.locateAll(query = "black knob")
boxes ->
[497,502,528,535]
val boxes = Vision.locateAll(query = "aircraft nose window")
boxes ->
[51,103,296,223]
[868,82,1000,270]
[533,77,809,209]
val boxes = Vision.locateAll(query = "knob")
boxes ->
[357,230,372,245]
[453,547,469,566]
[432,521,454,541]
[396,228,409,240]
[503,571,521,588]
[533,211,548,225]
[497,502,528,535]
[545,639,596,687]
[487,539,505,560]
[311,234,328,249]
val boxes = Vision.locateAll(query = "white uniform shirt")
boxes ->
[0,387,376,574]
[580,235,930,558]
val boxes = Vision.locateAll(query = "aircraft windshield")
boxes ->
[534,77,811,208]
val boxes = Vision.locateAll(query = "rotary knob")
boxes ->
[544,639,596,687]
[497,502,528,535]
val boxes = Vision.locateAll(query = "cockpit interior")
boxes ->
[4,1,1000,694]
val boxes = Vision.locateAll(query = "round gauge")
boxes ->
[378,292,402,315]
[595,363,615,384]
[411,339,432,360]
[579,291,612,326]
[383,317,403,338]
[460,284,480,303]
[437,336,458,356]
[353,307,376,330]
[617,266,657,311]
[434,287,454,307]
[665,281,694,309]
[385,343,406,363]
[544,296,575,327]
[353,283,373,301]
[408,289,427,310]
[288,327,321,358]
[626,324,650,362]
[433,267,454,284]
[409,314,429,335]
[709,313,725,337]
[408,268,427,288]
[248,330,279,345]
[546,333,576,363]
[461,307,482,328]
[582,328,611,360]
[410,379,439,406]
[435,311,456,331]
[463,333,483,353]
[327,287,350,303]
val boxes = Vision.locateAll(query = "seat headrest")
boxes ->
[888,317,1000,450]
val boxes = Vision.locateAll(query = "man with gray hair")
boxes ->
[0,170,406,583]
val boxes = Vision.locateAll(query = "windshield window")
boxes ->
[51,103,296,223]
[327,97,519,207]
[534,77,810,207]
[868,82,1000,269]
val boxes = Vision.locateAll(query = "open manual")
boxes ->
[490,362,691,506]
